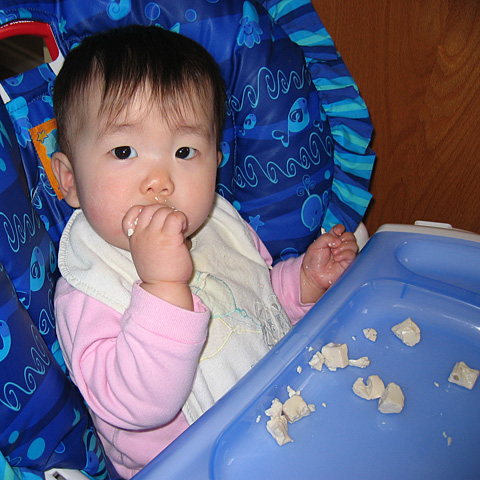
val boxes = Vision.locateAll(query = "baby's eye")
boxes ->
[176,147,197,160]
[111,146,138,159]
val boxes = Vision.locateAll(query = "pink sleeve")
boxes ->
[54,278,210,430]
[246,225,313,325]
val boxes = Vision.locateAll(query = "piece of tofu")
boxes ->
[448,361,479,390]
[352,375,385,400]
[265,398,283,418]
[266,415,293,445]
[349,356,371,368]
[352,377,370,400]
[283,394,315,423]
[265,398,293,446]
[363,328,378,342]
[378,382,405,413]
[309,351,325,371]
[321,342,349,371]
[283,386,315,423]
[367,375,386,399]
[391,317,421,347]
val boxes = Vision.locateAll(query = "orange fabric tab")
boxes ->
[29,118,63,200]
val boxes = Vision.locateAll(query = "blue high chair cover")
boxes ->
[0,1,374,478]
[0,100,113,479]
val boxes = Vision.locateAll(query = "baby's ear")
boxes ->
[51,152,80,208]
[217,150,223,167]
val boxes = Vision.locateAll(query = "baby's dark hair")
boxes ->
[53,25,226,157]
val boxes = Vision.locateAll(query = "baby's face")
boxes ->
[67,89,220,251]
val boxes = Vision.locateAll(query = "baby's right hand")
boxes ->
[122,205,194,308]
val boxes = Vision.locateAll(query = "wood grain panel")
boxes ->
[312,0,480,234]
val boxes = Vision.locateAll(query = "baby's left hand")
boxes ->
[301,224,358,304]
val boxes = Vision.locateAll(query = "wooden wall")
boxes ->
[312,0,480,235]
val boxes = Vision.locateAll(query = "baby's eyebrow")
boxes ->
[176,124,212,139]
[94,116,213,142]
[97,121,136,141]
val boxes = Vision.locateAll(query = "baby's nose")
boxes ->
[142,169,174,197]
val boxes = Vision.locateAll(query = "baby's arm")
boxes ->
[123,204,193,310]
[247,225,308,324]
[300,224,357,304]
[55,278,209,429]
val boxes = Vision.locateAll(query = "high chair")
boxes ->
[0,1,374,478]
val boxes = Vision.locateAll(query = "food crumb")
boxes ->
[321,342,349,371]
[309,351,325,371]
[363,328,378,342]
[434,381,439,387]
[448,361,479,390]
[297,366,302,374]
[391,317,421,347]
[348,356,371,368]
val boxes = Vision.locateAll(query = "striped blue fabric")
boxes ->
[262,0,375,233]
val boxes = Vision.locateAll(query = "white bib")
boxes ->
[58,194,291,424]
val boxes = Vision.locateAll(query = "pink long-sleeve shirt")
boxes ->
[55,230,311,479]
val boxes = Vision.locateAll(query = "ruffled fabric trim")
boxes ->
[260,0,375,232]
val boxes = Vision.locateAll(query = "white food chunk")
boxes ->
[349,356,371,368]
[265,398,283,418]
[266,415,293,445]
[283,394,315,423]
[391,317,421,347]
[283,386,315,423]
[363,328,378,342]
[367,375,386,399]
[352,377,369,400]
[264,389,315,445]
[265,398,293,445]
[321,343,349,371]
[352,375,385,400]
[378,382,405,414]
[448,361,479,390]
[286,385,300,398]
[309,351,325,371]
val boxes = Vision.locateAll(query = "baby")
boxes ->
[51,25,357,478]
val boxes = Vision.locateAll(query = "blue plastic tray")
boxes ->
[134,225,480,479]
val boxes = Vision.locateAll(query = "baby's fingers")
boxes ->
[332,245,357,263]
[122,205,144,237]
[155,209,188,238]
[329,224,346,238]
[332,237,357,260]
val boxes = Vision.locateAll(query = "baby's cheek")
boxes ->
[87,204,126,246]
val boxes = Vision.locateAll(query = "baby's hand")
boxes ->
[122,205,194,309]
[300,224,357,304]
